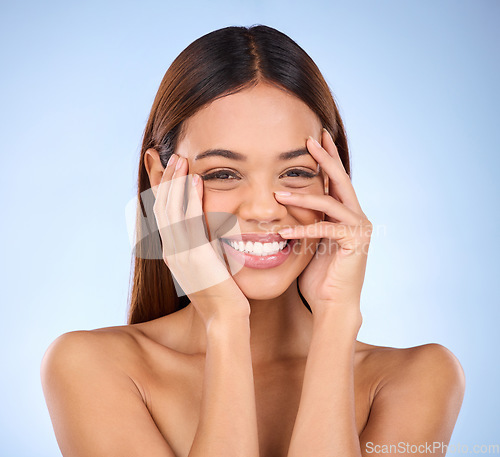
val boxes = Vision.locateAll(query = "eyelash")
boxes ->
[201,169,318,181]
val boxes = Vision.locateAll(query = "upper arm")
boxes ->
[40,331,176,457]
[359,344,465,457]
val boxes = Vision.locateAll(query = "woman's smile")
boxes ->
[220,236,300,269]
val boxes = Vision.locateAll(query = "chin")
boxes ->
[231,272,295,300]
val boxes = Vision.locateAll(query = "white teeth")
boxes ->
[254,242,263,255]
[226,239,288,256]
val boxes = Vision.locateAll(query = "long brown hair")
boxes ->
[127,25,351,325]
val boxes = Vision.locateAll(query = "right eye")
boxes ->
[201,170,240,181]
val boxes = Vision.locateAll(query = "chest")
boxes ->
[139,354,372,457]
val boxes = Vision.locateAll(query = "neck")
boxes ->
[181,280,314,365]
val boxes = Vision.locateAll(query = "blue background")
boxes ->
[1,0,498,455]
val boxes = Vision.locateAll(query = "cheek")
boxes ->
[201,191,237,214]
[293,183,325,223]
[288,205,324,224]
[200,191,240,239]
[291,237,321,266]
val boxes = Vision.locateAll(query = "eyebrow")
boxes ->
[194,147,310,162]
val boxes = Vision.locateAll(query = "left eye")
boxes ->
[282,169,317,179]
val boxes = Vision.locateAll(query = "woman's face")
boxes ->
[176,82,327,300]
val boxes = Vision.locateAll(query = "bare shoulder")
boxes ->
[40,323,162,410]
[41,324,145,374]
[356,341,465,393]
[40,319,188,399]
[40,325,177,456]
[356,341,466,442]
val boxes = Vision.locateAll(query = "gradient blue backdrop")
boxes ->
[1,0,498,455]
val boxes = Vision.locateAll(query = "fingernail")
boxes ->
[175,156,183,170]
[167,154,176,167]
[192,173,199,186]
[279,228,294,235]
[274,191,292,197]
[309,136,321,148]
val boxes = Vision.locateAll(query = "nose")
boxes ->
[237,183,288,226]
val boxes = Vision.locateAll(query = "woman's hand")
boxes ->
[276,129,373,321]
[152,153,250,327]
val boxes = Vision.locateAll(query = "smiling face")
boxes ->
[175,82,327,300]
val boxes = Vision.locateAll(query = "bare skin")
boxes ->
[41,82,465,457]
[41,317,464,457]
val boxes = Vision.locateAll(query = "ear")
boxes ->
[144,148,165,198]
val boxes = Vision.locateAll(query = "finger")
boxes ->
[153,154,179,233]
[278,221,373,253]
[185,173,210,249]
[321,129,368,218]
[274,191,363,226]
[321,128,346,170]
[307,134,363,214]
[166,156,188,225]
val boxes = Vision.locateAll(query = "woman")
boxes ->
[41,25,465,457]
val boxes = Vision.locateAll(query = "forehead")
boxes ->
[176,83,321,160]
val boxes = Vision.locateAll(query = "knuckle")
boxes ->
[152,200,165,215]
[161,250,171,266]
[363,218,373,231]
[340,170,351,183]
[360,220,373,239]
[357,214,372,227]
